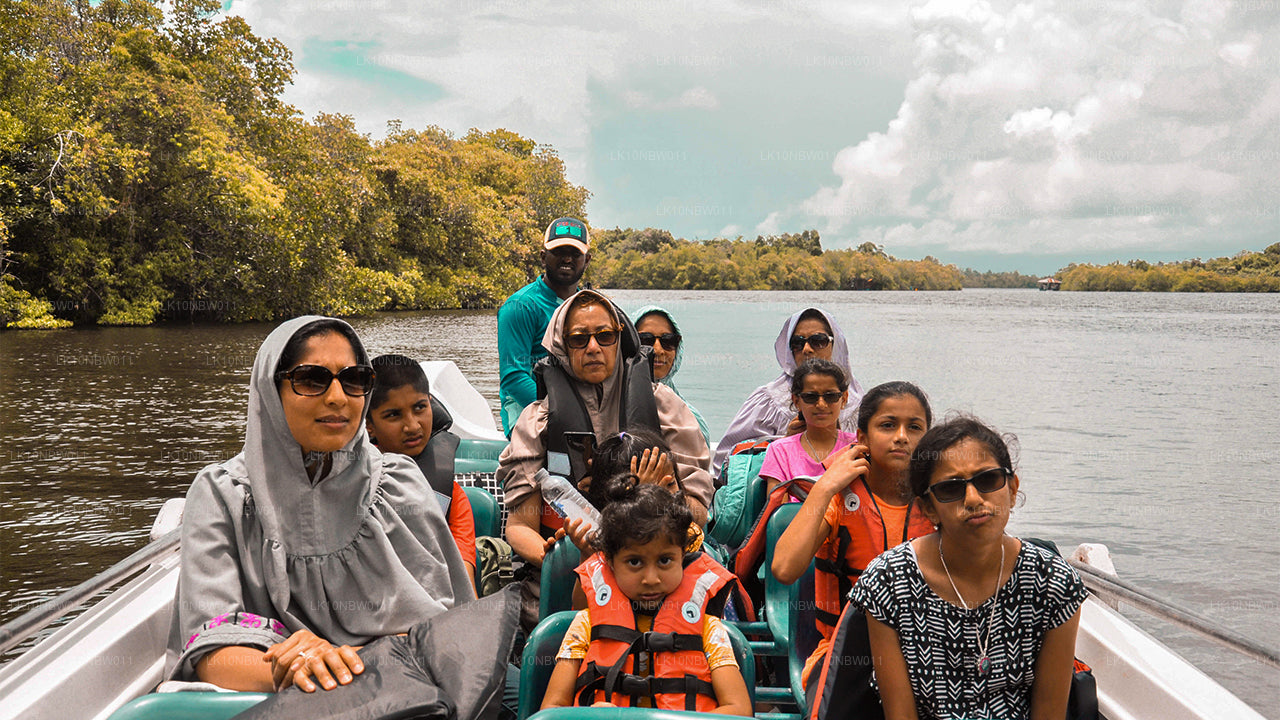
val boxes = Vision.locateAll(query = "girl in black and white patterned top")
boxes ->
[848,417,1086,720]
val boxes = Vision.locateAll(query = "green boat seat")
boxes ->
[464,484,501,539]
[455,438,508,473]
[518,611,755,720]
[539,538,582,620]
[106,692,269,720]
[518,611,577,720]
[744,502,814,719]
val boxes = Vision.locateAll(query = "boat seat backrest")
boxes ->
[538,538,582,620]
[463,485,501,539]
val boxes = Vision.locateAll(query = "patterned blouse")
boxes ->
[848,539,1087,720]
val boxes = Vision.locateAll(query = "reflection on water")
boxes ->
[1,291,1277,714]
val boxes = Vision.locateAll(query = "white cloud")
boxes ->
[623,86,720,111]
[779,0,1280,255]
[755,211,783,236]
[223,0,910,196]
[217,0,1278,259]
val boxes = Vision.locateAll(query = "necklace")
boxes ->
[939,535,1004,677]
[801,431,833,464]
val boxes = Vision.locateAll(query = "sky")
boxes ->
[222,0,1280,275]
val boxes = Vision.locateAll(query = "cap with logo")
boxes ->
[544,217,590,253]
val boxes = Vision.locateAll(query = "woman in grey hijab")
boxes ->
[167,316,473,693]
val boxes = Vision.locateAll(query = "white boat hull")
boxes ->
[0,546,179,720]
[1076,598,1265,720]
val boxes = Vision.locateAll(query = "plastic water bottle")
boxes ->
[537,468,602,530]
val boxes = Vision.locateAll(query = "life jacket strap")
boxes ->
[575,662,716,710]
[589,623,704,653]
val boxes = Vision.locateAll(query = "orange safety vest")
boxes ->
[539,500,565,536]
[573,551,735,711]
[811,478,935,637]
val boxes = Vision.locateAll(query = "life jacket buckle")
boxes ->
[641,630,677,653]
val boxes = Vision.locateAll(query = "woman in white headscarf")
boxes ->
[167,316,473,693]
[711,307,864,475]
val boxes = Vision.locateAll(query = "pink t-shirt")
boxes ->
[758,431,858,490]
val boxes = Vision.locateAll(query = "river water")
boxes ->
[1,289,1277,714]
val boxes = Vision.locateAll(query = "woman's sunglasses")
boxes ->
[275,365,376,397]
[796,390,844,406]
[789,332,832,353]
[638,332,681,350]
[923,467,1012,503]
[565,329,620,349]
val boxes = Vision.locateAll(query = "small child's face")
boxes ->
[366,385,433,457]
[608,535,685,613]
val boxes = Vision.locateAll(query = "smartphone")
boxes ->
[564,431,596,468]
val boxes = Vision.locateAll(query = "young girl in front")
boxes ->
[770,379,938,695]
[541,480,753,715]
[850,417,1085,720]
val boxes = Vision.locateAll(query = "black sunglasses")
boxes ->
[923,467,1012,503]
[789,332,832,353]
[565,329,620,349]
[638,332,681,350]
[796,390,843,406]
[275,364,376,397]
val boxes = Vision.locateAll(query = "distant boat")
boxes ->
[1038,277,1061,291]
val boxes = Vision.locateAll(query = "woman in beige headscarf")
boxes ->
[498,290,711,579]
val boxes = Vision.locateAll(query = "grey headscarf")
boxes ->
[498,291,713,512]
[167,316,472,680]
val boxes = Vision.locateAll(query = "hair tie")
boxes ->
[618,431,627,439]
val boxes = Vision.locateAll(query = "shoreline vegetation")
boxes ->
[3,3,1277,330]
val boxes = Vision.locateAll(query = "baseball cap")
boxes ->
[544,217,590,253]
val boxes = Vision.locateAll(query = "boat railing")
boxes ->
[0,529,180,657]
[1069,558,1280,669]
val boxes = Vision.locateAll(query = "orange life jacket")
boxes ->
[573,551,734,711]
[811,477,935,637]
[732,477,933,630]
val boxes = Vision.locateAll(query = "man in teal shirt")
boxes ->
[497,217,591,435]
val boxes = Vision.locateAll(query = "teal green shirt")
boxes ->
[497,276,564,435]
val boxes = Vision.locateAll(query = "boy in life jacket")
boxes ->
[540,479,752,715]
[366,354,477,592]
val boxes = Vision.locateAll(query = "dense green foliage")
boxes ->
[960,268,1041,289]
[589,230,964,291]
[1056,244,1280,292]
[0,0,586,327]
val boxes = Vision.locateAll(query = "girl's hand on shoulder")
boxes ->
[264,629,363,693]
[817,444,869,494]
[631,448,675,490]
